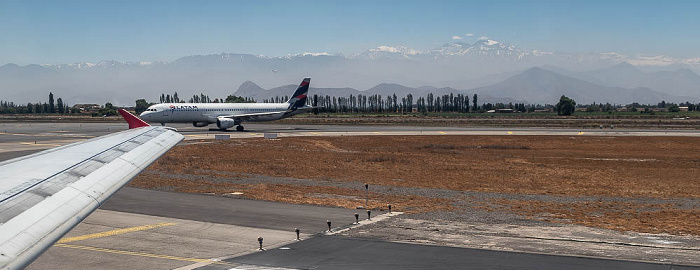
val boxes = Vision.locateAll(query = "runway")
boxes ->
[2,122,699,269]
[1,122,698,158]
[203,236,698,270]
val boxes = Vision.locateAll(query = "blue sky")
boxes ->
[1,0,699,65]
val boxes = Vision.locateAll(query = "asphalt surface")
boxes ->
[0,122,120,143]
[102,187,360,232]
[28,188,699,270]
[200,235,699,270]
[0,149,41,162]
[28,187,365,270]
[2,122,698,163]
[2,122,699,143]
[28,209,311,270]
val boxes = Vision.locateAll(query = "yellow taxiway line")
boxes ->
[54,244,227,265]
[19,142,63,147]
[57,222,177,244]
[184,134,210,138]
[53,222,230,265]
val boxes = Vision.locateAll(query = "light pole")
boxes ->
[364,184,369,209]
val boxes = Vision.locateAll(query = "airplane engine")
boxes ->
[216,118,236,129]
[192,122,210,127]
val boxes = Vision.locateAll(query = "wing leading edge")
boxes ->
[0,126,183,269]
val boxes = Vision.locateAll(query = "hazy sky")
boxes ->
[1,0,699,65]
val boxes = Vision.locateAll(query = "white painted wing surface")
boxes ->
[0,126,183,269]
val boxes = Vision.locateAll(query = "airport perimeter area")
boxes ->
[1,122,699,269]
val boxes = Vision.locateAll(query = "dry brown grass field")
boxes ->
[131,135,700,235]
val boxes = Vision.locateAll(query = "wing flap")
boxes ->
[0,126,183,269]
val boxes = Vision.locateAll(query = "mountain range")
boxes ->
[231,66,694,105]
[1,39,698,105]
[472,67,693,105]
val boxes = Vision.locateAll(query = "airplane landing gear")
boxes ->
[236,125,244,131]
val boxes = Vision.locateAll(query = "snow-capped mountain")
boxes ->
[354,39,539,60]
[428,39,540,59]
[355,45,423,60]
[47,60,164,70]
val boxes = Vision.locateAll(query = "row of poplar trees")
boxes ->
[0,92,71,114]
[260,93,482,114]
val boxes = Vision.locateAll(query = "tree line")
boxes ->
[259,93,547,114]
[257,93,698,116]
[0,92,74,114]
[149,90,700,116]
[578,101,698,114]
[158,92,255,104]
[2,91,695,116]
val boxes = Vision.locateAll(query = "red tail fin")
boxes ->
[118,109,150,129]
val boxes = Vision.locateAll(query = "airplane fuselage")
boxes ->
[140,78,311,130]
[139,103,297,124]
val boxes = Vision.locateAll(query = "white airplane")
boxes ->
[139,78,312,131]
[0,110,183,269]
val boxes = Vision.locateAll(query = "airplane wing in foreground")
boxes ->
[0,110,183,269]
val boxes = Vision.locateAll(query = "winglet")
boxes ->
[118,109,150,129]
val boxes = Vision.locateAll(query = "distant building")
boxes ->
[495,109,514,113]
[72,104,101,112]
[680,107,689,112]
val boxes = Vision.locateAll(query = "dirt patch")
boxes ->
[146,135,700,198]
[131,172,453,213]
[479,199,700,235]
[275,115,700,129]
